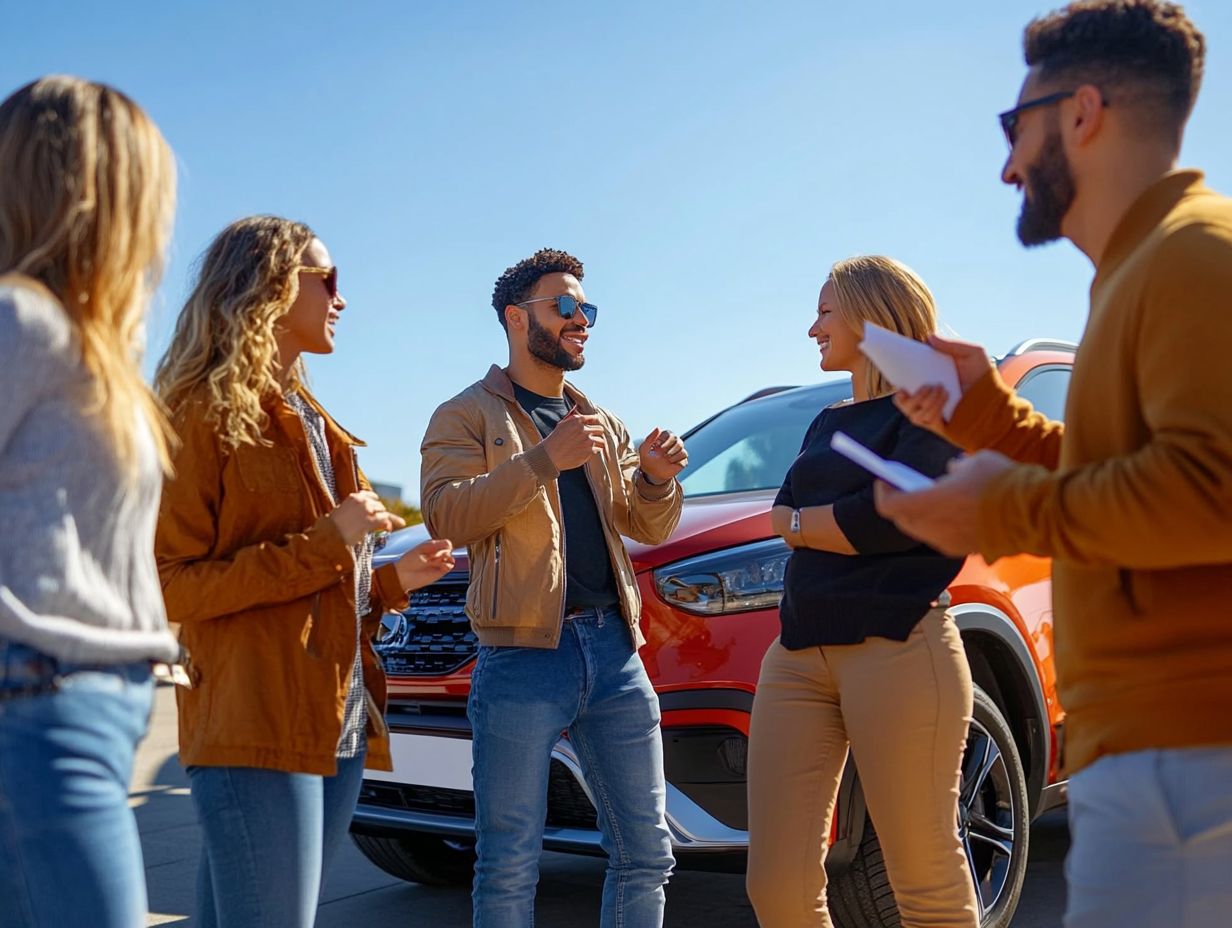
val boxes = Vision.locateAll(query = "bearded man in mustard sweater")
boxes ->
[877,3,1232,926]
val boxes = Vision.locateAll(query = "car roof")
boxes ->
[695,338,1078,428]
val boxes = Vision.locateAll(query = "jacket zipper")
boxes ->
[491,534,501,618]
[505,396,568,635]
[581,455,626,620]
[349,447,362,498]
[555,479,568,631]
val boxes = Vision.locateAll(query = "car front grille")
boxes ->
[360,759,599,830]
[374,582,478,677]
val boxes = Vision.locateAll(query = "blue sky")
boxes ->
[10,1,1232,501]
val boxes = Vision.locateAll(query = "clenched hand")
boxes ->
[543,408,606,471]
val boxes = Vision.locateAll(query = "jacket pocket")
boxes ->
[235,445,301,494]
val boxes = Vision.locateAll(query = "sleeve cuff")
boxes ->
[636,469,676,500]
[311,515,357,572]
[372,562,410,613]
[522,443,560,485]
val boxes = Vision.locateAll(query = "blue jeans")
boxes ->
[468,605,674,928]
[188,751,367,928]
[0,639,154,928]
[1065,746,1232,927]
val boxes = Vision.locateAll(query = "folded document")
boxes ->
[859,322,961,421]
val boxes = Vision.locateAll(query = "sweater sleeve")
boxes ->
[977,224,1232,567]
[943,367,1065,468]
[833,419,961,554]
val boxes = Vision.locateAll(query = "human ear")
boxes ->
[1069,83,1106,146]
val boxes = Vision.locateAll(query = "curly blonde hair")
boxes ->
[826,256,939,401]
[0,75,177,477]
[155,216,315,449]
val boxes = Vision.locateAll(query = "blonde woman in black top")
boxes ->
[745,256,978,928]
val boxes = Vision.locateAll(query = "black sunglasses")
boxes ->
[998,90,1074,148]
[300,265,339,300]
[516,294,599,327]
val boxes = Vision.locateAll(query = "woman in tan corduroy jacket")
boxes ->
[154,216,453,928]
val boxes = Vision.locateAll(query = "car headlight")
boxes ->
[653,538,791,616]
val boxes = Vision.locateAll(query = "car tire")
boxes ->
[350,832,477,887]
[829,686,1031,928]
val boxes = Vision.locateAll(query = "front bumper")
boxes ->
[353,735,749,855]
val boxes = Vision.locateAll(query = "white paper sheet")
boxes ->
[830,431,936,492]
[859,322,962,420]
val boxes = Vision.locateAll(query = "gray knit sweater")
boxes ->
[0,281,178,664]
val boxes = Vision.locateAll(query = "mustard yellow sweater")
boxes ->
[945,170,1232,774]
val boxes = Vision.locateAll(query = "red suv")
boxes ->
[351,339,1074,928]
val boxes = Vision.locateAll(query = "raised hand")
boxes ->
[894,334,995,433]
[639,428,688,484]
[542,408,606,471]
[394,538,455,592]
[326,490,406,545]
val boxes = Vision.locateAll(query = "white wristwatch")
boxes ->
[790,509,801,534]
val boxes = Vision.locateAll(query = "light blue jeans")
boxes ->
[188,751,367,928]
[0,639,154,928]
[468,605,675,928]
[1065,746,1232,927]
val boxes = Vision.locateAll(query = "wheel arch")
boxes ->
[952,604,1051,817]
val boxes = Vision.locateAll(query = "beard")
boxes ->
[1016,129,1077,247]
[527,311,585,371]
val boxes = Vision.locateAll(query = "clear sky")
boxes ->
[10,1,1231,501]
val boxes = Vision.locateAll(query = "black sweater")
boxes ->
[774,395,963,648]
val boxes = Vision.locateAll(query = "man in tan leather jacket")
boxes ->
[420,248,686,928]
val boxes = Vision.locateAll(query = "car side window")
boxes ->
[1015,366,1071,423]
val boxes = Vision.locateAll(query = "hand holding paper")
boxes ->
[859,323,962,421]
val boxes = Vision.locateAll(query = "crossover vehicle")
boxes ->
[351,338,1075,928]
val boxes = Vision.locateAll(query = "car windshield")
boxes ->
[676,379,852,498]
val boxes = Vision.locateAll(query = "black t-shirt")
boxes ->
[774,395,964,648]
[513,384,619,611]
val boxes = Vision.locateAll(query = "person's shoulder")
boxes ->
[423,376,498,443]
[0,277,74,358]
[439,377,491,412]
[1149,207,1232,291]
[1157,186,1232,256]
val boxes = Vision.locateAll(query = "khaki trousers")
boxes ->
[745,607,979,928]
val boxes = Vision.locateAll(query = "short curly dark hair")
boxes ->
[490,248,585,329]
[1023,0,1205,141]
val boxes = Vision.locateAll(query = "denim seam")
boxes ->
[571,724,630,925]
[219,767,266,924]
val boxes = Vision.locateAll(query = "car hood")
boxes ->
[374,489,778,575]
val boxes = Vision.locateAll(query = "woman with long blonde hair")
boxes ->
[0,75,179,928]
[745,256,979,927]
[154,216,454,928]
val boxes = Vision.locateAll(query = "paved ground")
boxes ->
[136,684,1069,926]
